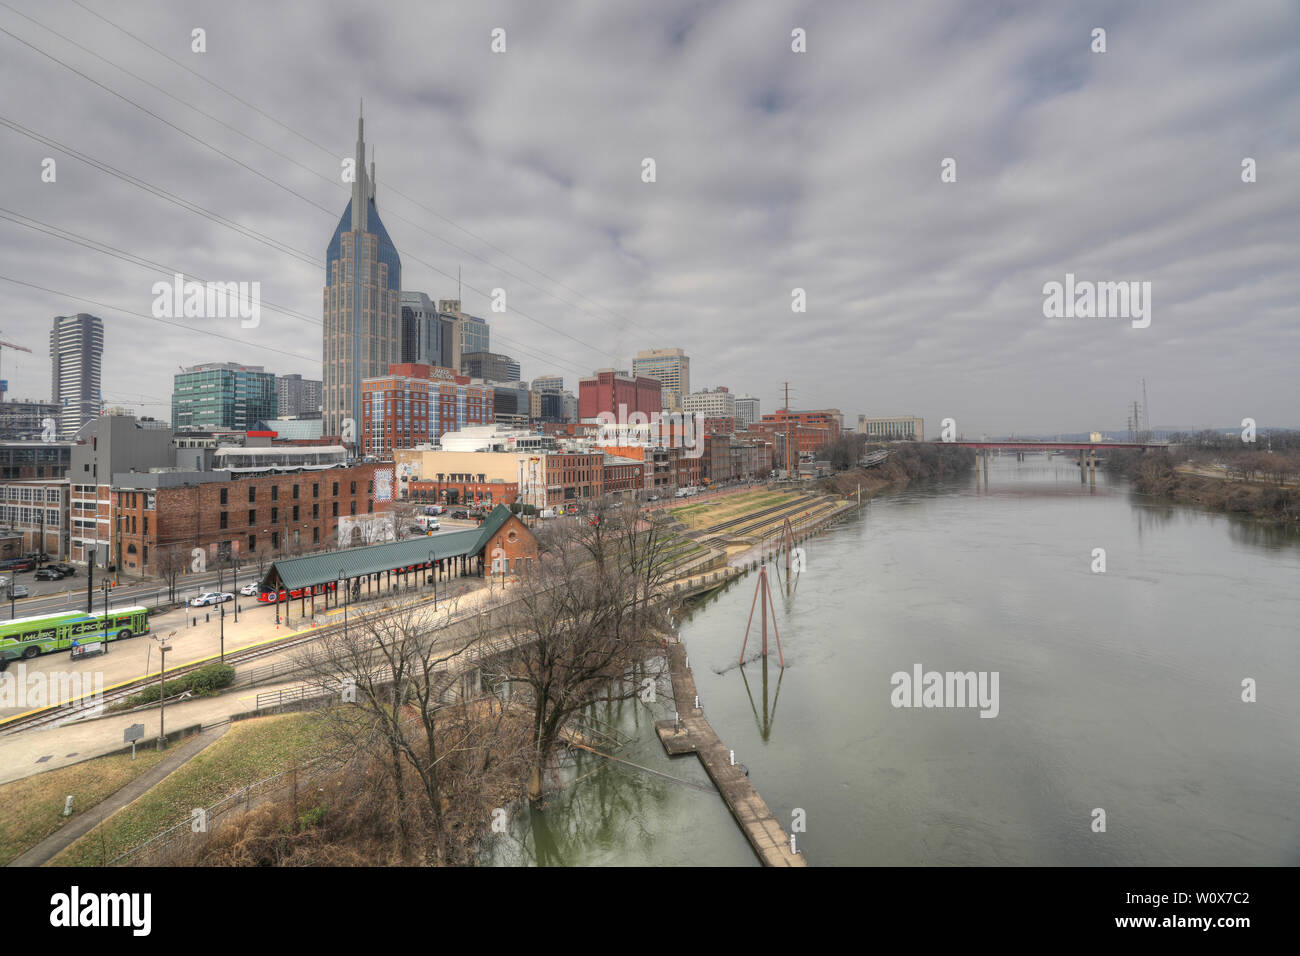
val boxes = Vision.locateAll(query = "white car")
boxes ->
[239,582,260,596]
[191,592,234,607]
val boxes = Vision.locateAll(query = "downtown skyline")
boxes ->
[0,0,1296,436]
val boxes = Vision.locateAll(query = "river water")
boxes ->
[486,457,1300,865]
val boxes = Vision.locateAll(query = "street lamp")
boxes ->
[156,637,172,749]
[101,579,111,653]
[233,552,240,622]
[219,603,225,663]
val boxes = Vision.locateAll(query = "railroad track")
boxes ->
[696,494,819,537]
[697,495,822,545]
[0,588,469,736]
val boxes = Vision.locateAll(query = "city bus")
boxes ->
[0,606,150,665]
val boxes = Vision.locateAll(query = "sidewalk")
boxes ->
[7,723,230,866]
[0,575,509,784]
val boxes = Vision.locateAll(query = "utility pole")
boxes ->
[783,381,792,480]
[1141,378,1150,437]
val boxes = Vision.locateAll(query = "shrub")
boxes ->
[186,663,236,696]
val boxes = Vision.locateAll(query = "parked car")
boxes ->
[48,563,76,576]
[450,510,469,520]
[7,584,29,598]
[33,567,66,581]
[239,582,260,596]
[190,591,234,607]
[0,558,35,572]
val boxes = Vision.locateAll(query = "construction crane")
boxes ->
[0,336,33,402]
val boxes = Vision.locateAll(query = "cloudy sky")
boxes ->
[0,0,1296,435]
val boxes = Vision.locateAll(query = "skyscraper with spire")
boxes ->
[322,108,401,442]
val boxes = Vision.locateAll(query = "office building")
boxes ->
[461,351,521,384]
[173,363,277,431]
[361,363,494,459]
[734,394,760,428]
[578,369,663,421]
[684,386,736,421]
[276,374,322,419]
[323,111,402,440]
[400,291,445,369]
[632,348,690,412]
[858,415,924,442]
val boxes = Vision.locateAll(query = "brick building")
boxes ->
[361,363,493,459]
[110,463,387,577]
[760,408,842,443]
[0,479,69,558]
[578,370,663,422]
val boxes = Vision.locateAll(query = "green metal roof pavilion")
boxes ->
[260,504,518,591]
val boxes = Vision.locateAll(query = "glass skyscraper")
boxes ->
[172,363,276,431]
[323,111,401,443]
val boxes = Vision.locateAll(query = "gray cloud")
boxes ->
[0,0,1295,434]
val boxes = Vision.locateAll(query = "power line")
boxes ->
[0,273,317,363]
[0,116,592,378]
[0,115,321,269]
[1,0,638,343]
[65,0,660,339]
[0,207,320,328]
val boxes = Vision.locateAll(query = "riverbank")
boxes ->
[1108,448,1300,524]
[818,441,976,500]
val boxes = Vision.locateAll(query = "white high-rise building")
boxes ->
[683,387,736,420]
[734,394,760,428]
[49,313,103,439]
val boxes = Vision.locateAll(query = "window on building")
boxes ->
[350,501,356,515]
[292,505,299,521]
[220,488,227,504]
[271,531,279,550]
[332,502,338,517]
[271,485,278,501]
[332,482,339,496]
[292,485,300,500]
[248,534,256,551]
[313,483,319,498]
[249,486,256,502]
[350,481,357,494]
[313,527,319,544]
[249,509,256,524]
[220,511,228,529]
[312,503,319,519]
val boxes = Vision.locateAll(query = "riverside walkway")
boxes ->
[655,641,804,867]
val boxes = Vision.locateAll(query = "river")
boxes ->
[486,457,1300,865]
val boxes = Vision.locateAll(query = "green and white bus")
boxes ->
[0,606,150,666]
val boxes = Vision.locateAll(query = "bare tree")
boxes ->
[299,594,517,863]
[153,545,184,603]
[481,497,679,799]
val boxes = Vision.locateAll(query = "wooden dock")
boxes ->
[655,642,805,866]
